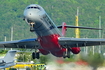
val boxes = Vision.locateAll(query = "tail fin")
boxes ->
[62,22,67,36]
[3,50,17,63]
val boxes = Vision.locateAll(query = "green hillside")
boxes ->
[0,0,105,41]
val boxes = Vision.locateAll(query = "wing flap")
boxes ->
[58,37,105,48]
[0,38,41,49]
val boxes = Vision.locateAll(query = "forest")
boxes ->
[0,0,105,41]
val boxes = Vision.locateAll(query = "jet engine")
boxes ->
[71,47,80,54]
[51,48,66,57]
[39,49,49,55]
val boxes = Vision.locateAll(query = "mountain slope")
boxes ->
[0,0,105,41]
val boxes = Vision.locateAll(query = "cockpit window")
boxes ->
[27,7,31,9]
[27,6,40,10]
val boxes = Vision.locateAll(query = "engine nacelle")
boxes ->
[71,47,80,54]
[39,49,49,55]
[51,48,66,57]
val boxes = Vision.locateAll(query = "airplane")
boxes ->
[0,50,17,69]
[0,4,105,59]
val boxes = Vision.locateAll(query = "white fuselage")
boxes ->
[24,4,62,37]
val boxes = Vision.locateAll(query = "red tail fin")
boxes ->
[62,22,67,36]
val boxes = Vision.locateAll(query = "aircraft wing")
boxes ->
[57,25,102,30]
[1,37,105,49]
[0,62,16,69]
[58,37,105,48]
[0,38,41,49]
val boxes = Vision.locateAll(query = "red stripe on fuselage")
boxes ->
[38,34,62,51]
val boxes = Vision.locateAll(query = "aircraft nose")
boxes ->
[24,10,39,20]
[29,12,32,15]
[24,11,34,19]
[27,12,33,18]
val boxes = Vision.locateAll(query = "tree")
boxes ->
[40,55,48,64]
[16,49,32,62]
[0,50,8,54]
[80,52,104,70]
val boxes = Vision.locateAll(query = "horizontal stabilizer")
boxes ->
[57,25,102,30]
